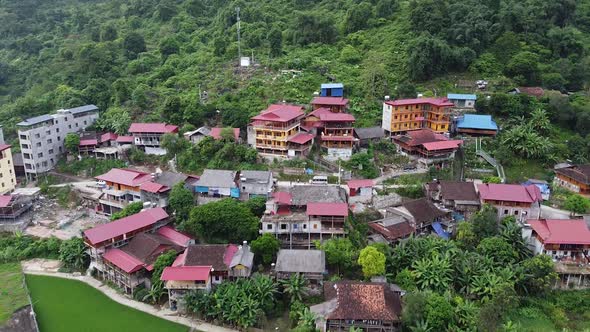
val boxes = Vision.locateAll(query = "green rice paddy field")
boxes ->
[25,274,189,332]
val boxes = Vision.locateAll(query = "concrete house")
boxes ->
[17,105,99,178]
[128,123,179,155]
[477,183,542,223]
[194,169,240,201]
[95,168,152,216]
[239,170,274,199]
[447,93,477,109]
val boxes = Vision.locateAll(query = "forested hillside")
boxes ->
[0,0,589,149]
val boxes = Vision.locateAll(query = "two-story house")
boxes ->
[477,183,542,222]
[248,104,314,158]
[526,218,590,288]
[128,123,179,155]
[95,168,152,215]
[261,185,349,248]
[426,180,480,219]
[17,105,99,179]
[382,97,454,134]
[392,129,462,167]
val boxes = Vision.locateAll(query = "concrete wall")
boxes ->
[0,147,16,194]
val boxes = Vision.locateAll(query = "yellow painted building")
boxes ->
[0,145,16,194]
[381,98,454,134]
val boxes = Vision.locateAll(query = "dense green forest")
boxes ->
[0,0,590,165]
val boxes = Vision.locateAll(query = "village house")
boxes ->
[385,198,450,237]
[526,219,590,288]
[347,179,374,198]
[83,208,176,293]
[392,129,463,167]
[140,171,198,208]
[523,179,551,201]
[78,138,98,155]
[303,107,356,160]
[184,126,241,144]
[128,122,179,155]
[261,185,348,248]
[477,183,542,222]
[553,164,590,196]
[248,104,314,158]
[508,87,545,98]
[95,168,152,215]
[239,170,274,199]
[426,180,480,220]
[163,241,253,311]
[0,194,33,225]
[310,96,349,113]
[368,215,415,245]
[447,93,477,109]
[311,281,403,332]
[0,144,17,194]
[381,97,454,134]
[194,169,240,202]
[354,127,385,148]
[454,114,499,136]
[17,104,99,179]
[319,83,344,97]
[275,249,326,284]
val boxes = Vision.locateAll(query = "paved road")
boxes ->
[540,204,572,219]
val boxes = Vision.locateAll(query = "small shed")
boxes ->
[320,83,344,97]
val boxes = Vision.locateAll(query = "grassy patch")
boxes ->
[503,158,551,183]
[0,263,28,325]
[26,275,189,332]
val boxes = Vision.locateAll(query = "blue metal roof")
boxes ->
[447,93,477,100]
[457,114,498,131]
[321,83,343,89]
[432,222,450,240]
[68,104,98,114]
[17,114,54,127]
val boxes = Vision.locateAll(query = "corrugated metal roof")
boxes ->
[95,168,151,187]
[68,104,98,114]
[288,133,314,144]
[457,114,498,131]
[528,219,590,245]
[195,169,237,188]
[83,208,169,245]
[128,123,179,134]
[385,97,454,107]
[103,248,144,273]
[347,179,374,190]
[447,93,477,100]
[17,114,54,127]
[422,140,463,151]
[161,266,211,281]
[156,226,193,247]
[478,184,542,203]
[252,104,304,123]
[311,97,349,106]
[276,249,326,273]
[306,202,349,217]
[321,83,343,89]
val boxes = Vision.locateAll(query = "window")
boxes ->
[36,142,41,147]
[552,251,556,255]
[504,209,509,215]
[35,133,40,138]
[22,144,29,149]
[19,135,27,140]
[303,224,307,229]
[37,153,43,158]
[1,183,4,188]
[47,139,52,144]
[59,147,62,152]
[293,224,298,229]
[48,149,54,154]
[46,130,51,135]
[75,123,79,127]
[68,125,71,129]
[56,128,60,133]
[514,210,519,215]
[280,224,287,230]
[266,224,272,230]
[42,161,47,167]
[313,224,318,229]
[84,120,87,125]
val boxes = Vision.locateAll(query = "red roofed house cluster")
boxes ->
[260,185,349,248]
[527,219,590,288]
[477,183,542,222]
[392,128,463,167]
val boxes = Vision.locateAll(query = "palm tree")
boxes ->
[281,273,309,302]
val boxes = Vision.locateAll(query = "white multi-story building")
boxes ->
[17,105,99,178]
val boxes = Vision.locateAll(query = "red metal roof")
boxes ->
[0,144,11,152]
[101,132,118,142]
[288,133,314,145]
[311,97,349,106]
[157,226,193,247]
[307,107,332,118]
[528,219,590,245]
[385,97,454,107]
[161,266,212,281]
[251,104,304,123]
[223,244,239,267]
[128,123,179,134]
[0,195,13,208]
[210,127,240,140]
[478,184,542,203]
[116,135,134,143]
[306,202,349,217]
[422,140,463,151]
[79,139,98,146]
[95,168,152,187]
[139,181,169,193]
[83,208,169,246]
[347,179,374,190]
[318,112,356,122]
[273,192,292,205]
[103,248,144,273]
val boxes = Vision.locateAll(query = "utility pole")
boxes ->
[236,7,241,68]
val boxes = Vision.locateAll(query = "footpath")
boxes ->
[21,259,237,332]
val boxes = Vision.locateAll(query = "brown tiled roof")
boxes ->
[556,165,590,185]
[181,245,234,271]
[323,281,402,321]
[439,181,479,201]
[368,221,415,241]
[402,198,446,224]
[120,233,182,266]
